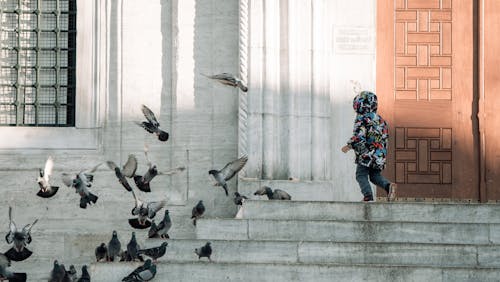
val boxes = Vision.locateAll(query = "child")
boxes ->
[341,91,396,202]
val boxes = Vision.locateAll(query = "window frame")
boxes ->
[0,0,103,150]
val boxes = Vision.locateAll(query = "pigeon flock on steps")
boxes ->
[1,89,294,281]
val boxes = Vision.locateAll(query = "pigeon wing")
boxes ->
[61,173,75,187]
[130,190,142,215]
[22,218,38,234]
[121,155,137,178]
[106,161,118,171]
[141,105,160,128]
[147,200,166,218]
[43,156,54,182]
[220,155,248,181]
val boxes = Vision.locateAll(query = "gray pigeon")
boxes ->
[136,105,169,142]
[156,210,172,239]
[4,207,38,261]
[126,232,141,262]
[1,253,27,282]
[195,242,212,261]
[202,73,248,92]
[95,243,107,262]
[77,265,90,282]
[106,155,138,192]
[62,174,98,209]
[67,265,77,282]
[191,200,205,226]
[147,220,158,239]
[209,155,248,196]
[233,192,248,206]
[122,259,156,282]
[254,186,292,200]
[107,230,121,262]
[134,145,185,192]
[137,242,168,262]
[129,188,166,229]
[36,156,59,198]
[49,260,66,282]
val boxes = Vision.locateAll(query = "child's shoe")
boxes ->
[362,194,374,202]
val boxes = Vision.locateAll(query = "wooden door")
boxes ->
[377,0,480,200]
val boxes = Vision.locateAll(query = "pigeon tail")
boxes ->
[4,272,27,282]
[133,176,151,193]
[36,186,59,198]
[128,218,151,229]
[4,247,32,262]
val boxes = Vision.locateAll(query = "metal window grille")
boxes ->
[0,0,76,126]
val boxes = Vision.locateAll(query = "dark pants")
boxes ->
[355,164,391,197]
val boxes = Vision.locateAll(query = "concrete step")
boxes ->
[89,261,500,282]
[196,218,500,245]
[238,200,500,223]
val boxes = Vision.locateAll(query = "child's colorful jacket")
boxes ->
[347,91,388,170]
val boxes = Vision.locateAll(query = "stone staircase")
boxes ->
[3,200,500,281]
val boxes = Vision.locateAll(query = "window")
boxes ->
[0,0,76,126]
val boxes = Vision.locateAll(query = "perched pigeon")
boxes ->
[155,210,172,239]
[106,155,138,192]
[191,200,205,226]
[129,188,166,229]
[95,243,107,262]
[233,192,248,206]
[136,105,169,142]
[67,265,77,282]
[209,156,248,196]
[36,156,59,198]
[122,259,157,282]
[147,220,159,239]
[49,260,66,282]
[133,144,185,192]
[126,232,141,262]
[4,207,38,261]
[62,173,99,209]
[137,242,168,262]
[77,265,90,282]
[202,73,248,92]
[254,186,292,200]
[195,242,212,261]
[107,230,121,262]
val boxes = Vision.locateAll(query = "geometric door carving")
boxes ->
[395,0,452,101]
[395,127,452,184]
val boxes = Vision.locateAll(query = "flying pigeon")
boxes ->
[133,144,185,192]
[4,207,38,261]
[48,260,66,282]
[77,265,90,282]
[95,243,107,262]
[136,105,169,142]
[129,188,166,229]
[202,73,248,92]
[67,265,77,282]
[191,200,205,226]
[137,242,168,263]
[107,230,121,262]
[254,186,292,200]
[126,232,141,262]
[106,155,138,192]
[36,156,59,198]
[1,253,27,282]
[62,171,100,209]
[233,192,248,206]
[121,259,157,282]
[195,242,212,261]
[209,155,248,196]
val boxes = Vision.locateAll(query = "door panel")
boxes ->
[377,0,479,200]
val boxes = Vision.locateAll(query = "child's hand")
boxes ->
[341,145,351,153]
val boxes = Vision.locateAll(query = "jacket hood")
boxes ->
[353,91,378,114]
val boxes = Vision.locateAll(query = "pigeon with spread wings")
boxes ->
[62,163,102,209]
[202,73,248,92]
[36,156,59,198]
[4,207,38,262]
[209,155,248,196]
[134,144,185,192]
[106,155,137,192]
[136,105,169,142]
[129,188,166,229]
